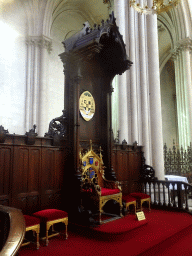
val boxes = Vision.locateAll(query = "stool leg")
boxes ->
[46,223,49,246]
[37,231,40,249]
[65,224,68,239]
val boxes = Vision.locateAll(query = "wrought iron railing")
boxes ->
[142,180,192,212]
[164,142,192,177]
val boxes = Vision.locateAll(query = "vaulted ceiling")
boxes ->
[51,0,110,41]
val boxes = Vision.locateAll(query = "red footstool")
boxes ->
[122,195,136,214]
[33,209,68,246]
[22,215,40,249]
[129,193,151,211]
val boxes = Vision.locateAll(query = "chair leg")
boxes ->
[120,203,123,217]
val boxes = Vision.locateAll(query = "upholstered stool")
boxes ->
[130,193,151,211]
[122,195,137,214]
[33,209,68,246]
[22,215,40,249]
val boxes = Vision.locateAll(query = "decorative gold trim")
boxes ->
[130,0,180,15]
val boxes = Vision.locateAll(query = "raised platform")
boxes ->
[92,214,148,235]
[19,209,192,256]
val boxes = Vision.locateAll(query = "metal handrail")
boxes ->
[0,205,25,256]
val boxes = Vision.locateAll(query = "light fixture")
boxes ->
[130,0,180,15]
[103,0,111,9]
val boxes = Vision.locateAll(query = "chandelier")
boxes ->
[103,0,111,9]
[130,0,180,15]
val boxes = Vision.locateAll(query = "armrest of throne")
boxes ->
[102,177,122,191]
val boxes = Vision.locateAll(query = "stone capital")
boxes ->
[171,37,192,58]
[26,35,52,53]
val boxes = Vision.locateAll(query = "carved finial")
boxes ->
[79,144,82,156]
[109,11,116,24]
[122,139,127,150]
[33,124,36,132]
[0,125,9,143]
[90,140,92,151]
[133,141,138,151]
[25,124,38,145]
[99,146,103,159]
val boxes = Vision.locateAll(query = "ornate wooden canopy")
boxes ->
[59,12,132,218]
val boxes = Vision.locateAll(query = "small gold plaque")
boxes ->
[136,211,146,221]
[79,91,95,121]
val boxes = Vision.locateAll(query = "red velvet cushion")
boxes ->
[33,209,68,222]
[24,215,40,227]
[129,193,150,199]
[101,188,120,196]
[122,195,136,203]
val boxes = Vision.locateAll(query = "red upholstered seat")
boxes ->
[33,209,68,246]
[101,188,120,196]
[129,193,151,211]
[24,215,40,227]
[122,195,136,214]
[23,215,40,249]
[129,193,150,199]
[33,209,68,222]
[122,195,137,203]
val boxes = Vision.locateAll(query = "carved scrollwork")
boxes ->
[44,110,68,144]
[0,125,9,143]
[121,139,127,150]
[25,124,38,145]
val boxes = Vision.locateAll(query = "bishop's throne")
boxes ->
[80,141,123,223]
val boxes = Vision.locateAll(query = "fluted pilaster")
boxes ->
[25,35,52,135]
[171,37,192,148]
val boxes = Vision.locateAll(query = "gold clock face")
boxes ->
[79,91,95,121]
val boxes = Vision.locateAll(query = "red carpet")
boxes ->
[18,209,192,256]
[92,214,148,234]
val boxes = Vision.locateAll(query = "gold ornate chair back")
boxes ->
[80,141,123,223]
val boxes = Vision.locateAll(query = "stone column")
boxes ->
[114,0,129,143]
[146,10,164,180]
[25,35,52,136]
[138,5,151,165]
[129,5,139,144]
[172,38,192,148]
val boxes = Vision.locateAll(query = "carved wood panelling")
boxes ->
[12,146,41,214]
[0,146,12,205]
[41,148,65,210]
[113,146,143,195]
[0,135,143,214]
